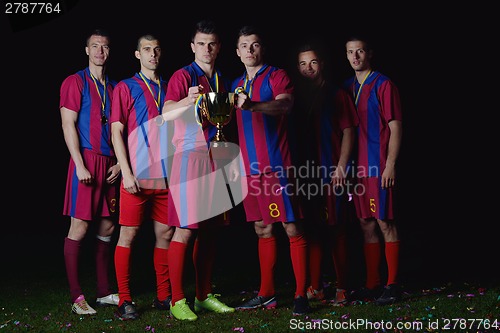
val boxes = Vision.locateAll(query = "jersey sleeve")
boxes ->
[378,80,402,123]
[60,74,83,112]
[165,69,191,102]
[110,81,132,125]
[270,68,294,97]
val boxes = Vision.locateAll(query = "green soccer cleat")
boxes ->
[194,293,235,313]
[170,298,198,321]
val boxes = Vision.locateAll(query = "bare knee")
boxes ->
[359,218,379,243]
[172,227,193,244]
[254,221,273,238]
[377,219,398,242]
[67,218,89,241]
[283,221,303,238]
[98,218,115,237]
[117,226,139,247]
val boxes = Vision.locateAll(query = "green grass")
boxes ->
[1,260,499,333]
[1,227,499,332]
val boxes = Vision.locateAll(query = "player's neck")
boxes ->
[140,68,158,82]
[355,68,372,83]
[246,64,263,80]
[89,64,105,83]
[195,60,215,78]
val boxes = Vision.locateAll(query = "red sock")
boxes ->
[114,245,132,306]
[289,234,308,298]
[154,247,170,301]
[364,242,381,289]
[331,226,348,290]
[193,233,215,301]
[308,235,322,291]
[258,237,276,297]
[168,241,187,305]
[385,241,400,286]
[95,238,112,298]
[64,237,81,302]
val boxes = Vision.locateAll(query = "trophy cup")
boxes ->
[196,92,236,148]
[195,92,242,208]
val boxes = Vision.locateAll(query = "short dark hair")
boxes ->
[297,42,325,61]
[192,19,219,42]
[345,34,372,52]
[86,28,110,46]
[136,34,159,51]
[236,25,265,48]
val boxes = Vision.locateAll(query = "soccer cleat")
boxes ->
[194,293,235,313]
[152,296,172,310]
[117,300,139,320]
[375,284,401,306]
[96,293,119,307]
[306,286,325,301]
[72,295,97,315]
[235,295,277,310]
[170,298,198,321]
[292,295,311,315]
[331,288,348,306]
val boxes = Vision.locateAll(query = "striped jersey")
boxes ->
[292,81,359,184]
[166,61,230,151]
[59,67,116,156]
[110,73,171,180]
[342,71,402,177]
[231,64,294,175]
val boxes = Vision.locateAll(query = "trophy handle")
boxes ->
[194,94,204,126]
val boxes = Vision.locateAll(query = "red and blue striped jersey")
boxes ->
[60,67,116,156]
[342,71,402,177]
[166,62,230,151]
[110,73,171,179]
[231,64,294,175]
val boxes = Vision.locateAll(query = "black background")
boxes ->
[1,1,496,288]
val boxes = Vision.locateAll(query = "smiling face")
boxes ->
[86,34,110,67]
[297,50,323,84]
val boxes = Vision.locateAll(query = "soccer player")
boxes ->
[232,25,310,315]
[111,34,173,320]
[293,42,358,306]
[343,35,403,305]
[161,19,235,321]
[60,28,120,315]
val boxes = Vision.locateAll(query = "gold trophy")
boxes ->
[196,92,241,207]
[196,92,236,147]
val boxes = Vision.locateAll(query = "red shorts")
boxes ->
[352,177,394,220]
[63,149,118,221]
[243,172,303,225]
[118,183,169,226]
[168,149,230,229]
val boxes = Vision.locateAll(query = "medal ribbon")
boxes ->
[354,70,372,106]
[243,73,254,98]
[89,71,107,123]
[194,71,220,126]
[139,72,161,113]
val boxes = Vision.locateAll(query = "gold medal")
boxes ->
[155,115,164,126]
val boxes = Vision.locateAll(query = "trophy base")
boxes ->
[210,141,230,149]
[209,141,237,161]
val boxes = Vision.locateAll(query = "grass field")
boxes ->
[1,222,499,333]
